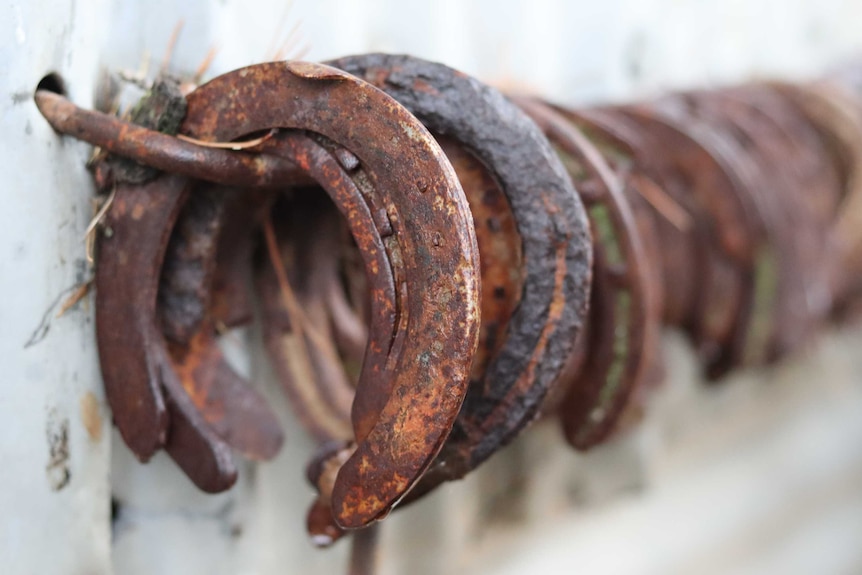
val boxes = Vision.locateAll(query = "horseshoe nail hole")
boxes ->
[36,72,67,96]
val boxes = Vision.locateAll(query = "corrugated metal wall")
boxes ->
[3,1,862,573]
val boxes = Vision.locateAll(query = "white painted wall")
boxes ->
[3,1,862,574]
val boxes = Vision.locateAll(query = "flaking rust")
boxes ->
[182,61,482,529]
[330,54,593,503]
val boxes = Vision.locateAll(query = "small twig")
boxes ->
[193,46,219,84]
[84,188,116,265]
[176,129,276,151]
[84,188,116,239]
[56,280,93,319]
[161,20,185,74]
[264,0,296,60]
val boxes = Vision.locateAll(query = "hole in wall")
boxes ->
[36,72,67,96]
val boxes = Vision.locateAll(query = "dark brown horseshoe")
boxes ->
[730,86,841,349]
[735,85,842,229]
[775,81,862,303]
[96,175,238,492]
[181,61,482,528]
[95,175,186,460]
[516,99,660,448]
[68,77,284,491]
[159,186,227,343]
[643,96,771,372]
[562,107,677,325]
[329,53,592,483]
[283,132,522,544]
[599,104,751,375]
[158,183,282,461]
[678,92,811,363]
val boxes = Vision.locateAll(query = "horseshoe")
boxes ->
[37,74,291,491]
[706,89,829,359]
[593,104,752,376]
[96,175,240,492]
[95,175,185,460]
[329,53,592,487]
[159,186,227,344]
[774,81,862,304]
[181,61,482,528]
[641,95,772,372]
[517,99,661,448]
[674,92,814,364]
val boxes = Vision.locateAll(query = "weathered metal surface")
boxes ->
[168,324,284,461]
[33,89,307,189]
[518,99,660,449]
[436,136,524,396]
[159,180,284,463]
[675,92,810,365]
[33,41,862,573]
[87,78,285,492]
[95,174,239,492]
[95,175,186,460]
[644,96,767,375]
[606,106,750,374]
[159,184,227,343]
[330,54,592,485]
[775,81,862,305]
[181,60,483,529]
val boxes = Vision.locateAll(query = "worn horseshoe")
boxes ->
[641,96,771,372]
[775,81,862,304]
[96,174,239,492]
[181,61,482,528]
[606,104,753,375]
[329,53,592,487]
[672,92,810,364]
[516,99,661,448]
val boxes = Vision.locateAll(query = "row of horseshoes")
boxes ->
[35,53,862,570]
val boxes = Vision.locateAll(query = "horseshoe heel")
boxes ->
[96,175,188,459]
[181,61,482,528]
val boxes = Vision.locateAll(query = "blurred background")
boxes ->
[4,1,862,573]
